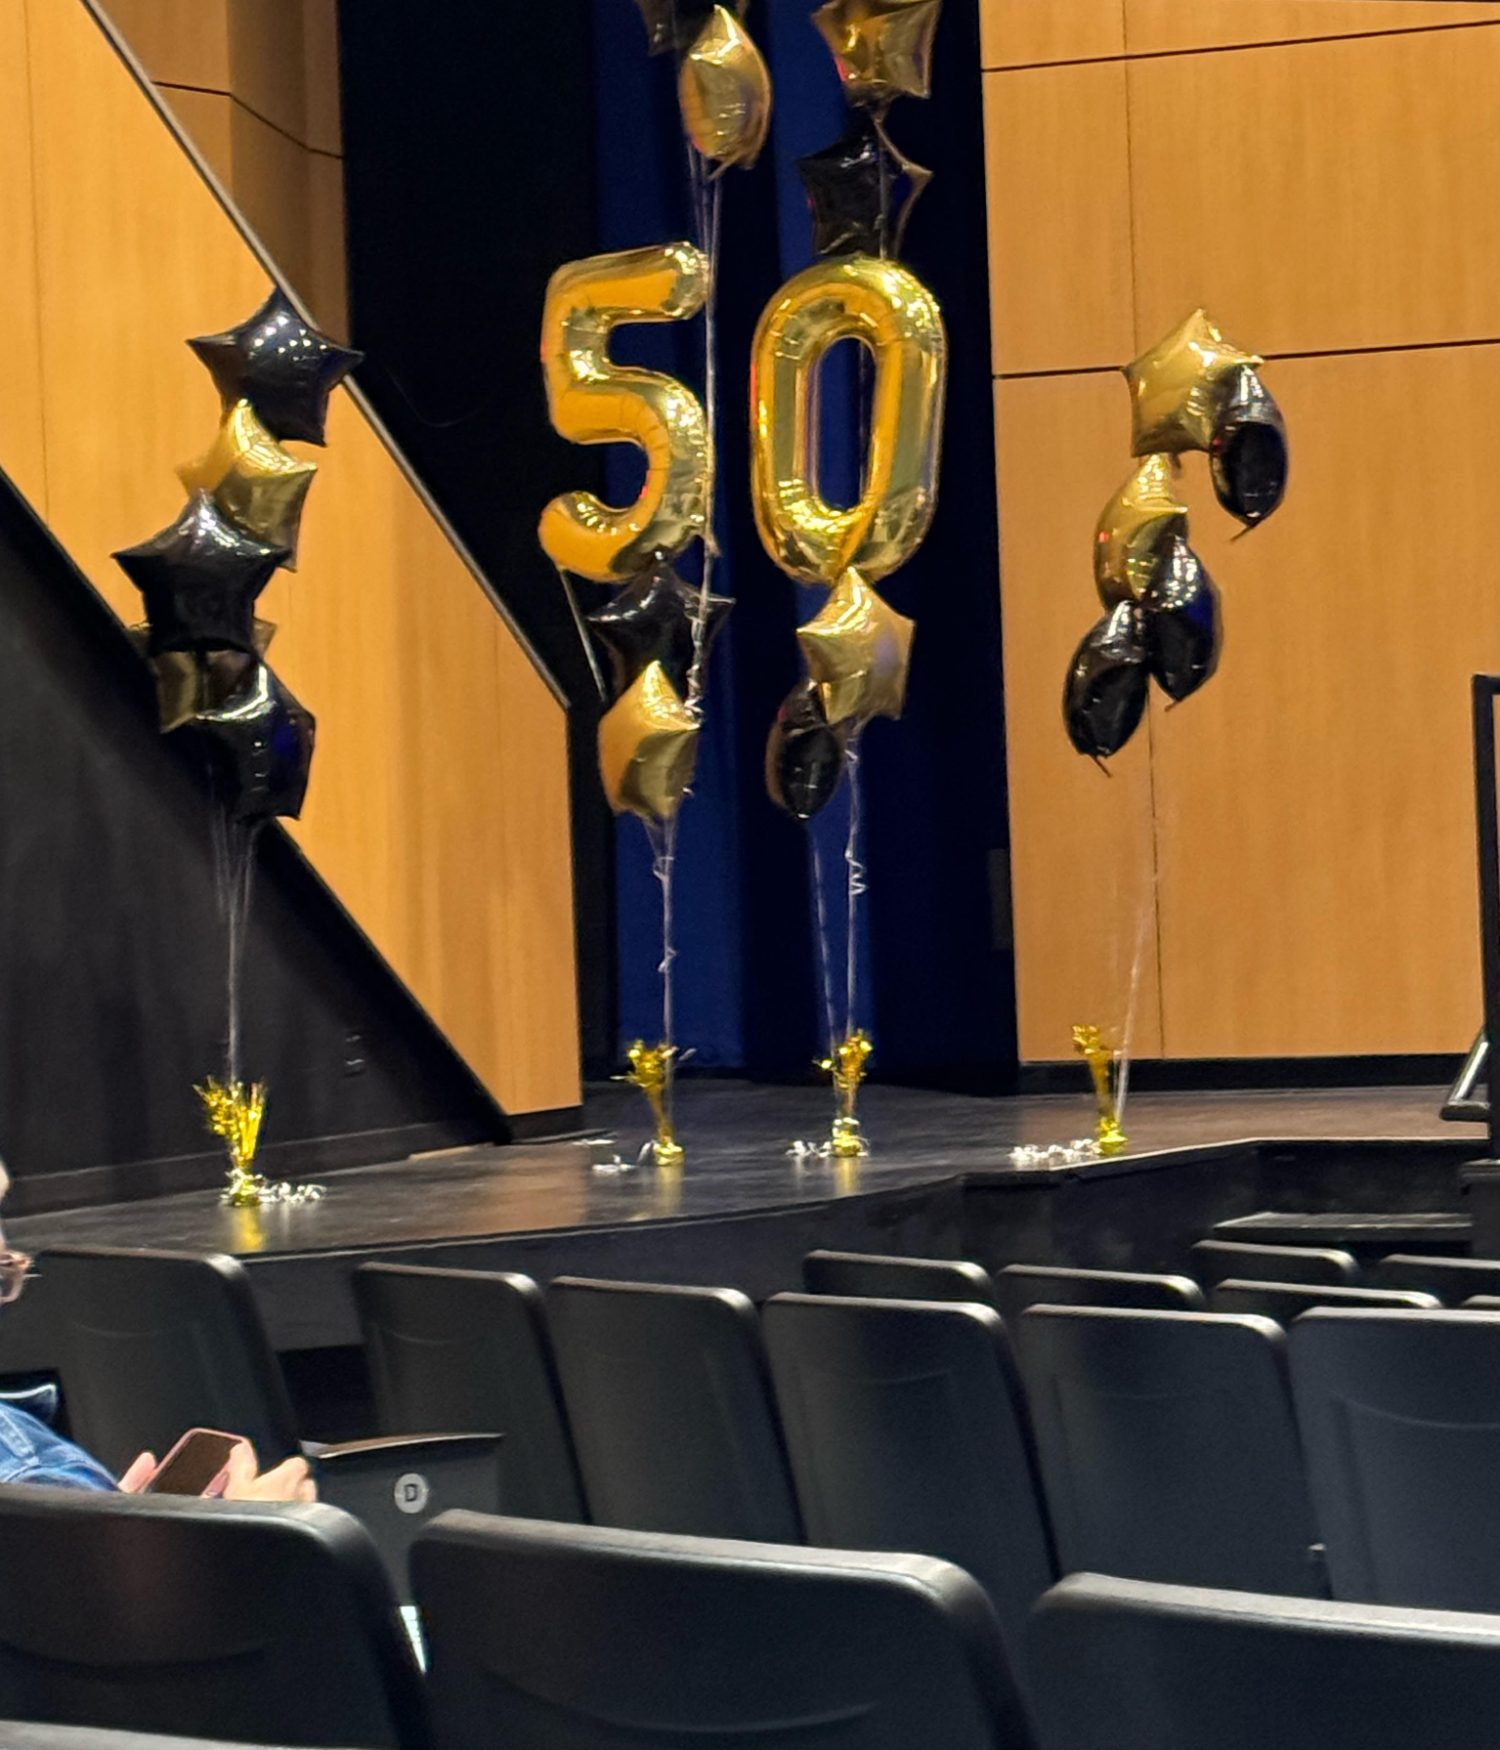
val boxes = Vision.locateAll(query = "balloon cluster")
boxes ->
[759,0,947,823]
[1064,309,1288,760]
[113,289,361,817]
[634,0,773,170]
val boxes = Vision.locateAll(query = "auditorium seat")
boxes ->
[1190,1239,1359,1287]
[1029,1571,1500,1750]
[40,1245,503,1595]
[1290,1308,1500,1609]
[995,1264,1203,1325]
[354,1262,586,1521]
[1211,1279,1440,1320]
[1375,1254,1500,1303]
[802,1249,997,1305]
[762,1293,1055,1688]
[546,1277,802,1541]
[0,1484,424,1747]
[413,1512,1036,1750]
[1015,1307,1323,1594]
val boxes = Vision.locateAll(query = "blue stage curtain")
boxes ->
[593,0,1015,1088]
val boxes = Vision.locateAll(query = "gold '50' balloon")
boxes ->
[750,254,946,585]
[539,242,712,582]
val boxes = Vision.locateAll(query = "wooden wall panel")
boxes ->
[94,0,229,90]
[10,0,579,1113]
[982,60,1133,373]
[0,2,48,513]
[996,375,1163,1060]
[1128,26,1500,357]
[1126,0,1500,55]
[159,86,234,190]
[981,0,1124,70]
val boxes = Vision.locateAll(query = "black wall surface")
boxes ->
[0,470,500,1212]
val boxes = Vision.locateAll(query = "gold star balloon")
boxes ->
[797,568,915,724]
[178,400,318,567]
[679,6,772,168]
[598,660,700,822]
[1125,309,1263,457]
[128,620,276,732]
[1094,453,1188,609]
[812,0,942,108]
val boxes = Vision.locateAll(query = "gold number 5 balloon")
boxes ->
[750,254,946,585]
[539,242,713,582]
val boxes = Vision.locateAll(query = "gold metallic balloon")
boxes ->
[797,568,914,724]
[751,254,946,585]
[1125,309,1263,457]
[679,6,772,169]
[177,400,317,568]
[598,659,700,821]
[539,243,712,582]
[812,0,941,108]
[1094,454,1188,609]
[129,620,275,731]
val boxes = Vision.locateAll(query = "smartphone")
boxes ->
[143,1428,248,1497]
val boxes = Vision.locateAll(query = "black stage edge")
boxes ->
[1,1084,1477,1409]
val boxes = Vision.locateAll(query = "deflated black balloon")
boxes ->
[634,0,726,54]
[1210,365,1288,526]
[1143,535,1221,703]
[797,112,932,259]
[191,661,315,821]
[587,563,733,700]
[114,493,287,657]
[1064,601,1149,759]
[766,679,849,820]
[188,288,363,446]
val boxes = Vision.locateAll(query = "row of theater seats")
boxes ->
[9,1481,1500,1750]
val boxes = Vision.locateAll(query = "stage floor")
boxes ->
[6,1079,1467,1262]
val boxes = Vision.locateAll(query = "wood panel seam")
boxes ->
[998,335,1500,383]
[155,80,343,160]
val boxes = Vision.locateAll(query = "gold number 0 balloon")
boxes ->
[750,254,946,585]
[539,242,713,582]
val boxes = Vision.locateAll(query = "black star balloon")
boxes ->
[188,288,363,446]
[1063,601,1149,760]
[1210,365,1288,527]
[797,113,932,258]
[634,0,738,55]
[114,493,287,658]
[191,660,316,821]
[1142,535,1221,703]
[766,678,850,820]
[587,563,733,700]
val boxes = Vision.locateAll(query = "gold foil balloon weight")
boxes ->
[1071,1025,1128,1155]
[821,1030,873,1157]
[198,1076,268,1205]
[621,1040,685,1168]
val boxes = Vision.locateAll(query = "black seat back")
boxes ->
[763,1293,1055,1685]
[546,1278,801,1540]
[40,1247,300,1471]
[1015,1307,1321,1594]
[802,1250,997,1306]
[995,1266,1203,1327]
[0,1486,423,1748]
[1375,1254,1500,1304]
[1190,1240,1358,1287]
[354,1264,584,1521]
[413,1512,1035,1750]
[1211,1280,1440,1320]
[1030,1571,1500,1750]
[1290,1308,1500,1608]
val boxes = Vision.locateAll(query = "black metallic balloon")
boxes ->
[188,288,363,446]
[1142,535,1221,703]
[587,563,733,700]
[766,679,849,820]
[1064,602,1149,759]
[191,661,315,821]
[797,112,932,259]
[114,493,287,657]
[634,0,731,54]
[1210,365,1288,526]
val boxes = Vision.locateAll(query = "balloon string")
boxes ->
[211,806,262,1087]
[845,734,866,1036]
[554,562,609,703]
[684,153,724,715]
[646,816,679,1048]
[810,831,839,1058]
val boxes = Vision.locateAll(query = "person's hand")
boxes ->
[222,1442,317,1503]
[117,1451,157,1493]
